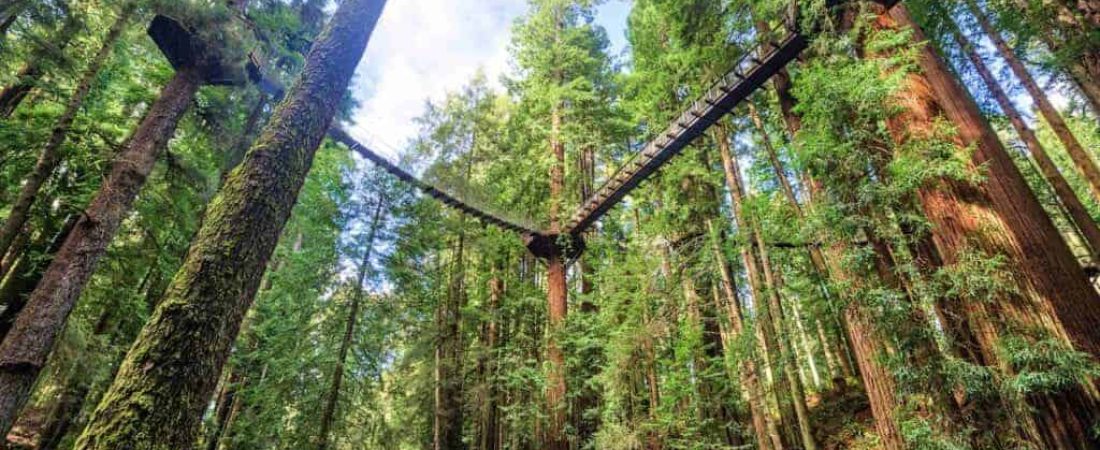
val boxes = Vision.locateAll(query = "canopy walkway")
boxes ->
[563,22,806,234]
[255,1,899,244]
[326,128,543,235]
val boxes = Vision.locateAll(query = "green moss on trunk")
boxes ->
[73,1,387,449]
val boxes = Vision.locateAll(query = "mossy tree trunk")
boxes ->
[70,1,387,448]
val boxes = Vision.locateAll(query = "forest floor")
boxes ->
[810,381,879,449]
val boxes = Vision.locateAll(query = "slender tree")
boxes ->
[317,196,385,450]
[945,12,1100,260]
[966,1,1100,203]
[0,4,82,118]
[0,3,134,262]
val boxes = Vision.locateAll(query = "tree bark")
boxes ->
[478,265,503,450]
[0,5,133,261]
[947,15,1100,261]
[318,197,383,450]
[880,5,1100,447]
[0,215,76,344]
[967,1,1100,204]
[0,65,202,438]
[708,221,779,450]
[70,2,386,448]
[714,122,809,450]
[0,225,27,281]
[889,2,1100,357]
[435,231,466,450]
[545,251,568,450]
[544,5,569,442]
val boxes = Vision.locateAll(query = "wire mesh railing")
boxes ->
[328,128,544,235]
[563,14,806,234]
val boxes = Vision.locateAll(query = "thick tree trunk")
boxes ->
[545,252,568,450]
[318,198,383,450]
[948,16,1100,261]
[543,18,569,443]
[843,305,902,450]
[0,67,202,438]
[889,3,1100,356]
[967,1,1100,203]
[70,2,386,448]
[0,215,76,344]
[0,6,133,261]
[881,5,1100,447]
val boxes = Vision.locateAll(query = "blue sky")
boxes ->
[345,1,632,159]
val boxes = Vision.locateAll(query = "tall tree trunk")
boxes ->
[709,221,779,450]
[435,221,466,450]
[544,10,569,441]
[0,66,203,438]
[842,304,903,450]
[714,122,810,450]
[887,2,1100,356]
[879,5,1100,447]
[760,40,933,445]
[0,5,133,261]
[752,225,817,450]
[478,264,503,450]
[967,1,1100,203]
[0,215,76,344]
[947,14,1100,261]
[545,251,568,450]
[318,197,384,450]
[70,2,386,448]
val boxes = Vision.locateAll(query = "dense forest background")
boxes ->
[0,0,1098,449]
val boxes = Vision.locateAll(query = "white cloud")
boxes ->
[345,0,528,160]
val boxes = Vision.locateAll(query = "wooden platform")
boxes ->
[148,15,246,86]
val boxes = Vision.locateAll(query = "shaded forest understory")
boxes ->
[1,0,1100,449]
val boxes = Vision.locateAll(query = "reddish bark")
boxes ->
[948,16,1100,261]
[880,5,1100,447]
[545,252,568,450]
[0,66,203,437]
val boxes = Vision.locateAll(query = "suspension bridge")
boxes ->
[155,0,901,257]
